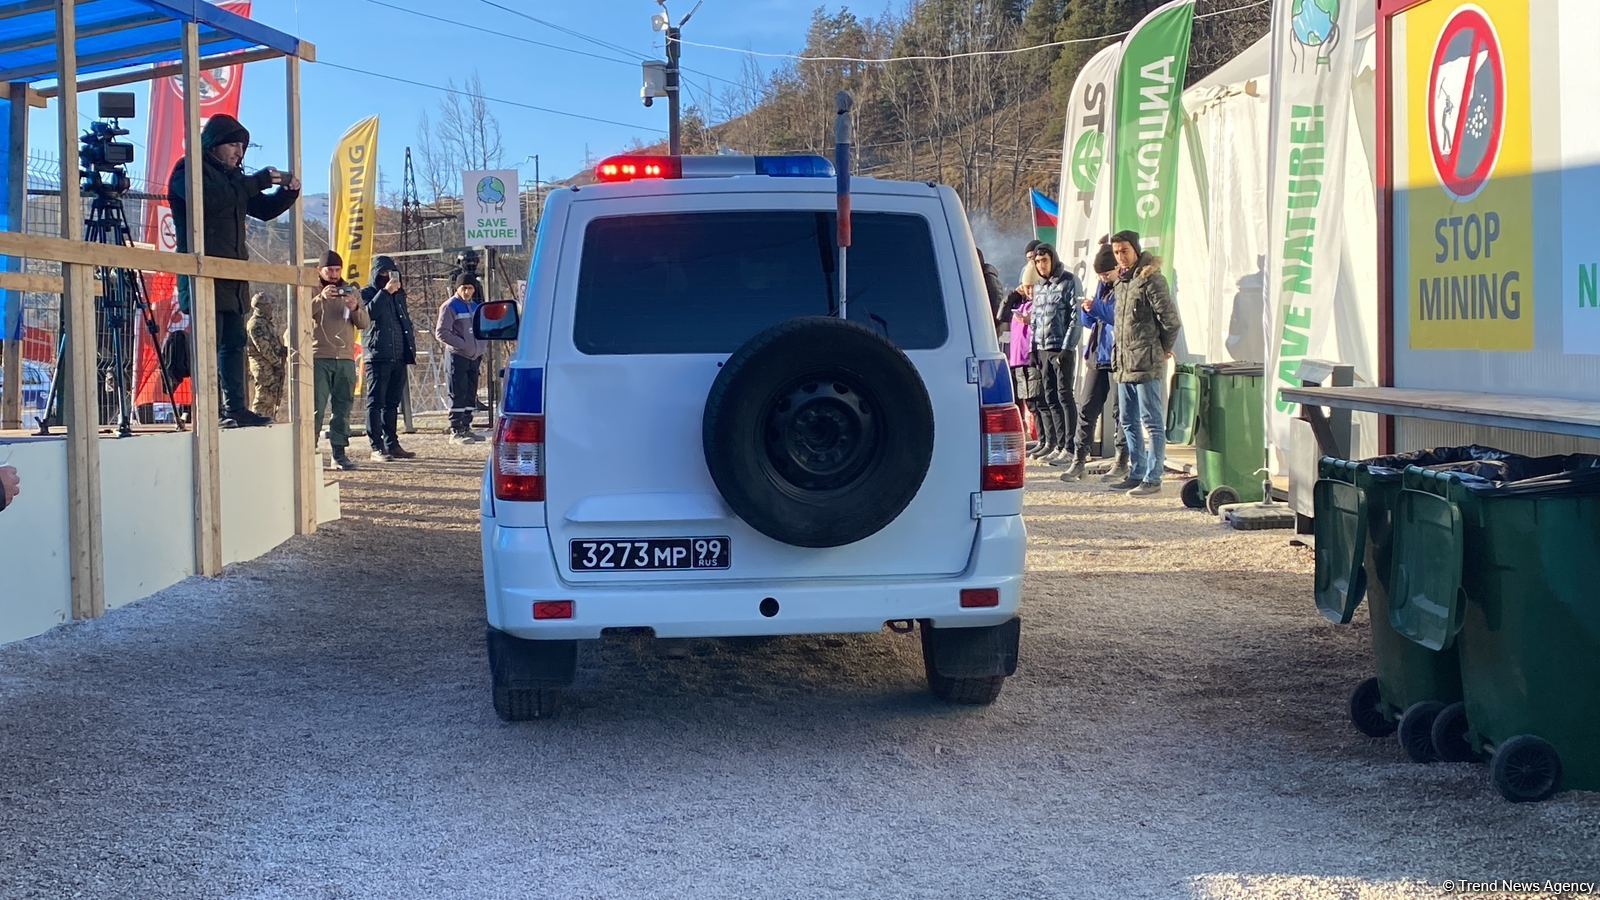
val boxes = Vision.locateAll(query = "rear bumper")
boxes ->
[481,515,1027,639]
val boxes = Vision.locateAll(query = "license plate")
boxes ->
[569,537,731,572]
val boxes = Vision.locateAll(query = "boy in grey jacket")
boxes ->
[435,275,487,444]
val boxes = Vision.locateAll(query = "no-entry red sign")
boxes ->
[1427,7,1505,199]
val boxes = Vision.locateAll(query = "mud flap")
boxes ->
[924,617,1021,679]
[487,628,578,687]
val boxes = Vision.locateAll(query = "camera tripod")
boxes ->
[37,185,184,437]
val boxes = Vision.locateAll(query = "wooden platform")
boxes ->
[1280,386,1600,441]
[0,424,190,444]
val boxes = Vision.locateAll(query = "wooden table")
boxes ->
[1279,386,1600,445]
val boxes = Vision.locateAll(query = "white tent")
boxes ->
[1167,18,1381,461]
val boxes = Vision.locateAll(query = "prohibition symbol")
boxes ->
[1427,6,1504,200]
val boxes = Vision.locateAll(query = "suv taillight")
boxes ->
[495,414,545,501]
[981,405,1025,491]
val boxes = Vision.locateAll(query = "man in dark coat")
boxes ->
[168,114,300,427]
[361,256,418,461]
[1107,230,1182,496]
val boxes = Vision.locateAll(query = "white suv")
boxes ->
[474,154,1027,720]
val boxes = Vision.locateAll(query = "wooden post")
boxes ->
[285,55,316,534]
[56,0,106,619]
[2,81,27,430]
[183,21,223,576]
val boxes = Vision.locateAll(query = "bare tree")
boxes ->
[415,71,506,202]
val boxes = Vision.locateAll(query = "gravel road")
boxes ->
[1,433,1596,900]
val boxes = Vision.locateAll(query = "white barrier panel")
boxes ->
[0,440,72,643]
[100,430,196,611]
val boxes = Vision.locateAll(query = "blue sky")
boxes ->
[29,0,864,197]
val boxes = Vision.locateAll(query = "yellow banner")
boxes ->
[1403,0,1533,351]
[330,116,380,289]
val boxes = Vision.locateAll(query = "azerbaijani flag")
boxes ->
[1029,189,1058,246]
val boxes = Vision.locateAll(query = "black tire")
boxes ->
[1205,484,1242,516]
[1431,701,1478,763]
[492,684,563,722]
[1180,478,1205,510]
[920,626,1006,705]
[1490,735,1563,802]
[1349,677,1396,738]
[703,316,934,549]
[1399,701,1445,763]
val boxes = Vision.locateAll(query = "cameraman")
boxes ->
[307,250,368,471]
[168,113,300,428]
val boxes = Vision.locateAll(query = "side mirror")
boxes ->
[474,300,520,341]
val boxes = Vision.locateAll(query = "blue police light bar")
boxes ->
[595,154,835,182]
[754,155,836,178]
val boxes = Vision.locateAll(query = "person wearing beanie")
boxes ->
[1107,229,1182,497]
[361,256,419,461]
[1025,243,1083,465]
[169,113,301,428]
[305,249,368,470]
[435,274,488,444]
[1019,238,1044,297]
[1062,242,1128,482]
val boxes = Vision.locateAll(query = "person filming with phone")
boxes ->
[306,250,368,471]
[169,113,300,429]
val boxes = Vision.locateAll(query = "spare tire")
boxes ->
[703,316,935,548]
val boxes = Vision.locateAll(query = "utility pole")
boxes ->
[649,0,701,154]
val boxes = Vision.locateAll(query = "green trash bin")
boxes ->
[1167,363,1200,446]
[1176,362,1265,515]
[1391,458,1600,801]
[1314,456,1463,761]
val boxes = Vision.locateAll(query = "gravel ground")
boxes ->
[1,433,1597,900]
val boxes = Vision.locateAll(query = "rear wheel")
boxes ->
[1349,677,1396,737]
[919,622,1010,705]
[1205,484,1241,515]
[1399,701,1445,763]
[486,629,576,722]
[1180,478,1205,510]
[1490,735,1562,802]
[1430,701,1478,763]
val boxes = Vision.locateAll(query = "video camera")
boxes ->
[79,92,136,195]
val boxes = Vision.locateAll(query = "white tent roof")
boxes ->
[1192,34,1271,91]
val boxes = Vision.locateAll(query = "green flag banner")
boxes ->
[1111,0,1195,259]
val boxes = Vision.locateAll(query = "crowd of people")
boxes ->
[167,113,491,470]
[989,230,1183,496]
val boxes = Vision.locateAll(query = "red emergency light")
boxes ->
[595,155,681,182]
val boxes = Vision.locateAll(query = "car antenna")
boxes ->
[834,90,853,321]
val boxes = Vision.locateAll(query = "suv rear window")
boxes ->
[573,210,950,355]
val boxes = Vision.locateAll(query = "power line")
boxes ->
[354,0,643,70]
[315,60,666,133]
[673,0,1271,64]
[472,0,652,61]
[467,0,742,90]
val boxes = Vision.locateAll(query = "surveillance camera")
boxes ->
[643,95,654,108]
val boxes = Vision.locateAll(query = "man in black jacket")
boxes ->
[1026,243,1083,465]
[361,256,418,461]
[169,114,300,427]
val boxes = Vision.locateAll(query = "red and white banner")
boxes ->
[134,0,251,407]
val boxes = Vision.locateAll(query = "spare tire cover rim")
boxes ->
[763,376,880,492]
